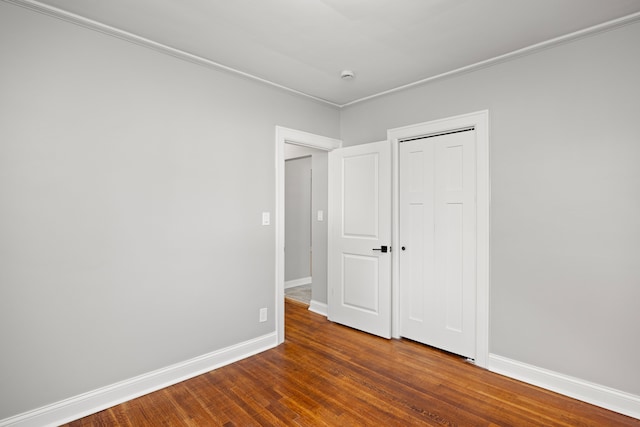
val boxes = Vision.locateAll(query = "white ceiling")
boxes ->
[20,0,640,106]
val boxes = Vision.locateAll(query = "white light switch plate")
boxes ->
[262,212,270,226]
[317,210,324,221]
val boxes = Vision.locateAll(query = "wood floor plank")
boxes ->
[61,300,640,426]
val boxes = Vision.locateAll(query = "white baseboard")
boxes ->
[488,354,640,420]
[285,277,312,289]
[0,333,278,427]
[308,300,327,317]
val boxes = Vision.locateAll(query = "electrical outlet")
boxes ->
[259,308,267,322]
[262,212,270,226]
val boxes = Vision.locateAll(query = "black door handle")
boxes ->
[372,245,389,253]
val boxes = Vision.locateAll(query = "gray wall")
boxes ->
[283,146,329,304]
[341,22,640,395]
[2,0,638,420]
[285,156,312,282]
[311,152,329,305]
[0,2,339,420]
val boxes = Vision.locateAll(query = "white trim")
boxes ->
[388,110,490,369]
[341,12,640,107]
[489,354,640,420]
[285,276,312,289]
[4,0,340,108]
[275,126,341,345]
[391,135,401,339]
[7,0,639,109]
[277,127,342,152]
[308,300,328,317]
[0,333,277,427]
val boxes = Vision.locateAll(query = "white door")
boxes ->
[399,130,477,359]
[328,141,392,338]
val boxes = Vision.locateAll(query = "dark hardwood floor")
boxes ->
[64,299,639,426]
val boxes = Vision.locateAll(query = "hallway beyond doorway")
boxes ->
[284,284,311,305]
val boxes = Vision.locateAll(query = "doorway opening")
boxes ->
[283,150,314,306]
[275,127,341,344]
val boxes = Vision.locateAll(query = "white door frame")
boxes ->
[275,126,342,344]
[388,110,490,368]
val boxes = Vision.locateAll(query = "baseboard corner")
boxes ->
[284,277,312,289]
[308,300,327,317]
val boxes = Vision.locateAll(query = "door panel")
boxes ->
[343,154,379,238]
[328,141,391,338]
[343,254,379,312]
[399,131,476,359]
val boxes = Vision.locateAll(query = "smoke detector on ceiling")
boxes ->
[341,70,355,80]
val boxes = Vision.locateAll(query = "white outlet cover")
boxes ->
[262,212,270,226]
[317,210,324,221]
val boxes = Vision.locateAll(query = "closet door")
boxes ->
[399,130,477,359]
